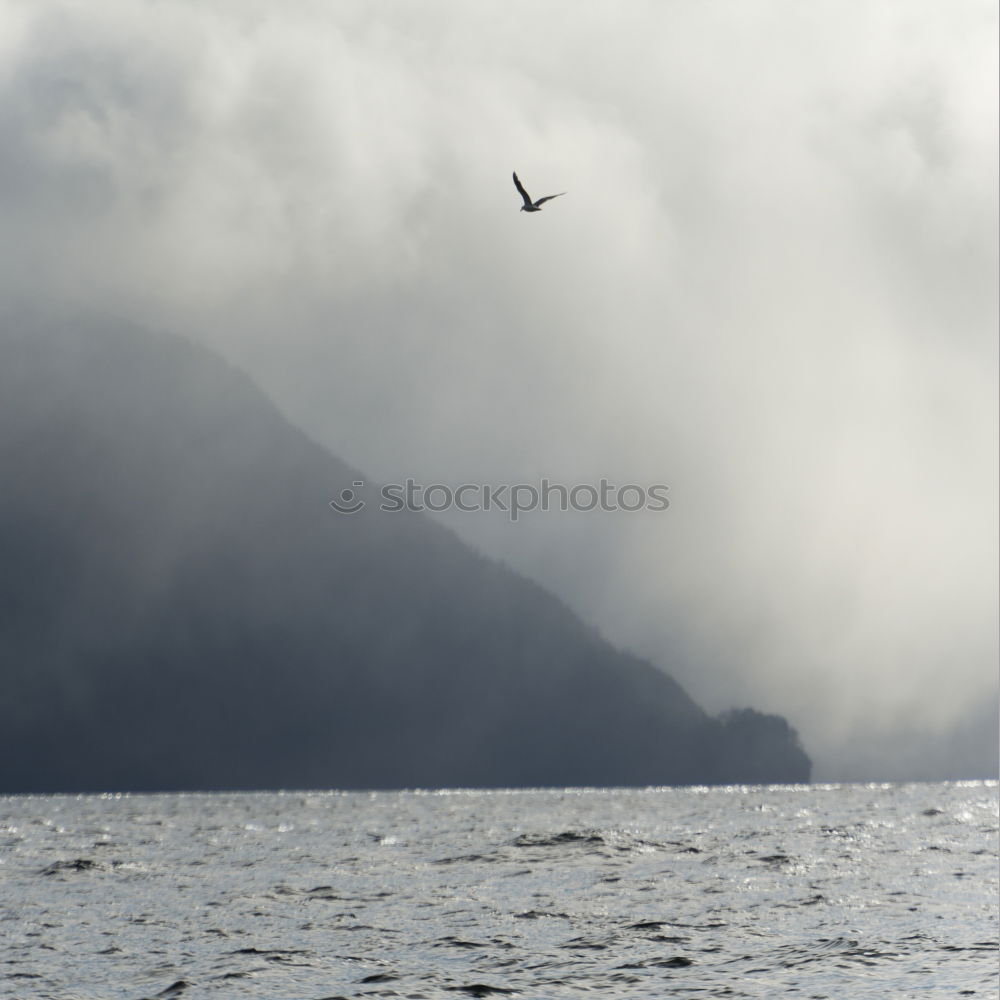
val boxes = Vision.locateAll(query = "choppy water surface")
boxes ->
[1,782,996,999]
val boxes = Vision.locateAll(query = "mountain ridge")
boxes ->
[0,313,811,792]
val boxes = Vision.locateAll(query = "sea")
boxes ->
[1,782,997,1000]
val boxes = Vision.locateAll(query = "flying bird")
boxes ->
[513,171,565,212]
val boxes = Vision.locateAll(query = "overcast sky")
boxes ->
[2,0,997,780]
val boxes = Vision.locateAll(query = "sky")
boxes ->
[1,0,997,780]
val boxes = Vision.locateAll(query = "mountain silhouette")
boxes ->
[0,312,810,792]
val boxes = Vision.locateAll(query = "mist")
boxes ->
[1,0,996,780]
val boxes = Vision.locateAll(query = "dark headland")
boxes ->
[0,314,810,793]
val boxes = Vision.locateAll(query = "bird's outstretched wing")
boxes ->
[533,192,566,207]
[512,171,533,208]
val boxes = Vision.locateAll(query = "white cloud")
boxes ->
[1,0,996,778]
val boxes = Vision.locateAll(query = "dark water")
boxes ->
[2,782,997,998]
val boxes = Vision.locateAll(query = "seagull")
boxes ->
[513,171,565,212]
